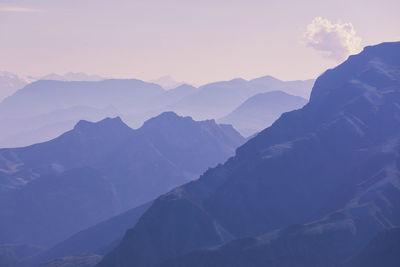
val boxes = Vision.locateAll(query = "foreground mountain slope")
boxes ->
[346,227,400,267]
[159,216,357,267]
[0,244,43,267]
[0,112,244,247]
[40,254,103,267]
[219,91,307,136]
[98,42,400,267]
[30,202,152,266]
[160,196,400,267]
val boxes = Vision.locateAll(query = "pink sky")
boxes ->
[0,0,399,85]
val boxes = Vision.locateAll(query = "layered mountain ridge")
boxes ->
[97,42,400,267]
[218,91,307,136]
[0,75,314,148]
[0,112,244,248]
[168,77,313,120]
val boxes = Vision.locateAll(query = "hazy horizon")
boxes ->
[1,0,399,85]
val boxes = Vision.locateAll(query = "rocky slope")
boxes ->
[98,42,400,267]
[0,112,244,247]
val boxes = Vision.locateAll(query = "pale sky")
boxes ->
[0,0,399,85]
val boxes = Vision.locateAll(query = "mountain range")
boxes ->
[4,42,399,267]
[0,105,120,148]
[0,72,28,102]
[218,91,307,136]
[97,42,400,267]
[149,76,185,90]
[0,76,314,148]
[168,77,314,120]
[0,79,164,119]
[0,72,106,102]
[28,201,153,266]
[40,72,105,82]
[0,112,244,249]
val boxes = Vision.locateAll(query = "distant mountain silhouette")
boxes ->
[0,75,313,147]
[97,42,400,267]
[153,84,198,105]
[168,77,314,120]
[40,72,105,82]
[0,71,27,101]
[0,112,244,247]
[219,91,307,136]
[0,71,104,104]
[124,84,199,127]
[0,79,165,147]
[249,76,314,99]
[0,79,164,118]
[0,80,198,148]
[150,76,185,90]
[0,105,120,148]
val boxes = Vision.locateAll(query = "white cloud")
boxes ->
[0,7,40,13]
[303,17,362,61]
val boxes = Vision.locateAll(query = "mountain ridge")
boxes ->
[0,75,314,147]
[97,41,400,267]
[219,91,307,136]
[0,112,244,247]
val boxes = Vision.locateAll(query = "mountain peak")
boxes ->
[310,41,400,104]
[73,116,131,132]
[171,83,196,91]
[150,75,184,90]
[148,111,181,120]
[250,75,280,82]
[140,112,193,128]
[138,112,244,147]
[40,72,104,82]
[362,41,400,54]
